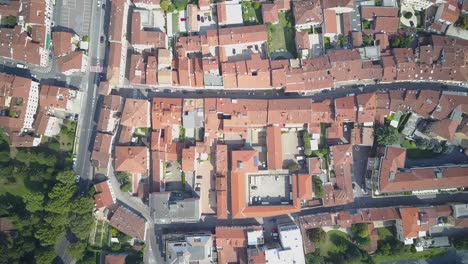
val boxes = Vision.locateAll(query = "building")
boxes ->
[94,181,115,209]
[230,150,302,218]
[292,0,323,30]
[165,233,214,263]
[114,146,149,174]
[377,146,468,194]
[109,205,146,241]
[396,207,428,245]
[264,223,306,264]
[150,192,201,224]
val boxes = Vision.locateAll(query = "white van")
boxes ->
[16,63,26,69]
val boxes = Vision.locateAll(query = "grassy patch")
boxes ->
[0,174,28,196]
[267,11,296,57]
[376,227,394,241]
[401,139,438,159]
[373,248,448,263]
[316,230,351,257]
[362,19,372,30]
[56,120,77,152]
[241,2,262,25]
[172,13,179,35]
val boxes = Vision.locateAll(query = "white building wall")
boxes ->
[23,81,39,130]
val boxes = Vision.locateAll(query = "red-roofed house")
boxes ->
[435,0,460,25]
[121,98,150,128]
[356,93,376,125]
[114,146,149,174]
[292,0,323,30]
[266,126,283,170]
[335,96,357,123]
[397,208,428,245]
[262,3,279,24]
[94,181,115,209]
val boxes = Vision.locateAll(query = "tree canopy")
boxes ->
[376,126,400,146]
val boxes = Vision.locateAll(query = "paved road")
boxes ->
[117,81,468,101]
[75,0,106,193]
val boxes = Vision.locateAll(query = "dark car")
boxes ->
[201,16,204,22]
[197,14,201,21]
[208,16,212,21]
[100,35,105,43]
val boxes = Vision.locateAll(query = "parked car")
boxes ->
[180,17,186,22]
[201,16,204,22]
[271,229,279,240]
[100,35,105,43]
[208,16,212,21]
[197,14,200,21]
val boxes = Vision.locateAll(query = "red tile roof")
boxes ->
[52,31,74,56]
[151,98,182,129]
[357,93,376,124]
[308,158,322,175]
[292,0,322,26]
[266,126,283,170]
[335,96,357,123]
[109,205,146,241]
[94,181,114,208]
[121,98,149,128]
[379,146,468,193]
[114,146,148,174]
[92,132,112,169]
[374,17,400,32]
[438,0,461,24]
[182,146,196,171]
[324,9,338,34]
[361,6,399,20]
[262,3,279,23]
[323,144,354,207]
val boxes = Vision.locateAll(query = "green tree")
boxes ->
[403,12,413,19]
[0,151,10,163]
[378,242,392,255]
[307,228,326,243]
[22,191,44,212]
[4,16,17,27]
[160,0,170,11]
[351,223,369,239]
[253,1,260,9]
[375,126,400,145]
[303,131,312,156]
[455,15,468,30]
[306,255,325,264]
[35,247,57,264]
[288,163,301,173]
[173,0,188,11]
[69,214,94,240]
[67,242,87,260]
[312,176,324,198]
[346,245,362,262]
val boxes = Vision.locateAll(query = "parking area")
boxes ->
[197,10,217,34]
[163,161,183,191]
[281,131,301,167]
[248,173,292,205]
[54,0,93,36]
[352,145,371,197]
[223,43,266,62]
[195,159,216,214]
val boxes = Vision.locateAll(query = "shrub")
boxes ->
[307,228,326,243]
[253,1,260,9]
[404,12,413,19]
[303,131,312,156]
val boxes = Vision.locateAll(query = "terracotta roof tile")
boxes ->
[121,98,149,128]
[115,146,148,174]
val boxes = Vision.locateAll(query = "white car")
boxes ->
[97,0,101,7]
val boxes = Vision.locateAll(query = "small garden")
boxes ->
[267,11,297,57]
[374,226,448,263]
[116,171,132,192]
[56,120,77,152]
[242,1,262,25]
[306,229,374,264]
